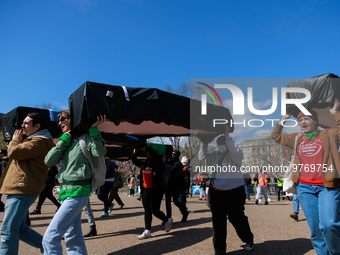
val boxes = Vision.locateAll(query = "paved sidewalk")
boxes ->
[1,194,315,254]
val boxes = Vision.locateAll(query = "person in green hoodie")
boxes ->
[42,110,106,255]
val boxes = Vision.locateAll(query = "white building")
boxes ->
[237,133,293,172]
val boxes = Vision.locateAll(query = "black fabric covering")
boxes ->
[286,73,340,129]
[0,113,4,130]
[106,144,173,161]
[2,106,62,142]
[68,81,233,138]
[101,133,146,147]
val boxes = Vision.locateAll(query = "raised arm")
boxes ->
[271,113,297,149]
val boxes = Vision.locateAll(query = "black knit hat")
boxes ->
[173,150,181,156]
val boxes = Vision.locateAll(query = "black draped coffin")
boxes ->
[2,106,62,142]
[68,81,234,140]
[1,106,148,160]
[286,73,340,129]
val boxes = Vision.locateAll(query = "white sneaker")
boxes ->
[164,218,173,232]
[138,230,152,239]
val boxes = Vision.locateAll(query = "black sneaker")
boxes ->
[264,202,269,205]
[290,213,299,221]
[30,209,41,215]
[255,200,258,205]
[244,238,254,251]
[181,210,189,222]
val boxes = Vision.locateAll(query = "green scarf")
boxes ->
[304,129,320,140]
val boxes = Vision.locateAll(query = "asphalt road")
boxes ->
[0,192,315,255]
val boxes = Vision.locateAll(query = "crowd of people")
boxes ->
[0,99,340,254]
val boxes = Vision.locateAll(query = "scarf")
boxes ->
[304,129,320,140]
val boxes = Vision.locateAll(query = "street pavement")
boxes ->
[1,192,316,255]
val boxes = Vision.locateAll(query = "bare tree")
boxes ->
[35,101,61,110]
[253,139,293,176]
[116,161,136,182]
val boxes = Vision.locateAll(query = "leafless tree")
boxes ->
[35,101,61,110]
[116,161,136,182]
[254,140,293,176]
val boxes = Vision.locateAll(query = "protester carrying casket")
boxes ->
[271,99,340,255]
[132,146,172,239]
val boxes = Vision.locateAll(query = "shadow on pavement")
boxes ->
[106,227,213,255]
[228,238,313,255]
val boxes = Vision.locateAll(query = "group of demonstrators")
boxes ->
[1,97,340,255]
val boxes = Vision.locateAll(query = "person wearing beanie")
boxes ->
[179,156,191,209]
[165,150,189,222]
[271,100,340,255]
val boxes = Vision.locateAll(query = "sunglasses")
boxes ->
[58,116,66,123]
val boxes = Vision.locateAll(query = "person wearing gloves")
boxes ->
[43,110,107,255]
[271,100,340,255]
[198,126,254,254]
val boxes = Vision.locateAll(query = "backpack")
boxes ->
[79,134,106,190]
[119,172,125,188]
[113,170,125,188]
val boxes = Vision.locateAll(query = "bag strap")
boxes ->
[79,134,95,171]
[291,133,302,164]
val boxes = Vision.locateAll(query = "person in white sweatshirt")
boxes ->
[198,126,254,254]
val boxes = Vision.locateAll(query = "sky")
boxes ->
[1,0,339,142]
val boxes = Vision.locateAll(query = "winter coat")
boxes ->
[0,129,54,195]
[271,113,340,188]
[45,132,106,191]
[132,147,166,194]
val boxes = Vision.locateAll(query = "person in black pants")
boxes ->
[198,127,254,254]
[179,156,190,210]
[97,160,117,217]
[132,146,173,240]
[165,150,189,222]
[30,166,61,215]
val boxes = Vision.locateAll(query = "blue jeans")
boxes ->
[200,187,206,199]
[292,193,299,214]
[83,197,95,226]
[255,185,268,202]
[97,181,114,213]
[244,185,250,200]
[297,182,340,255]
[0,194,43,255]
[42,196,89,255]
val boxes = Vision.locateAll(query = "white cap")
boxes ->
[181,156,188,164]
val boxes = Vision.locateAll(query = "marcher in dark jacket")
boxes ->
[132,146,172,240]
[97,160,117,217]
[165,150,189,222]
[242,171,251,202]
[179,156,191,207]
[0,149,8,212]
[30,166,61,215]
